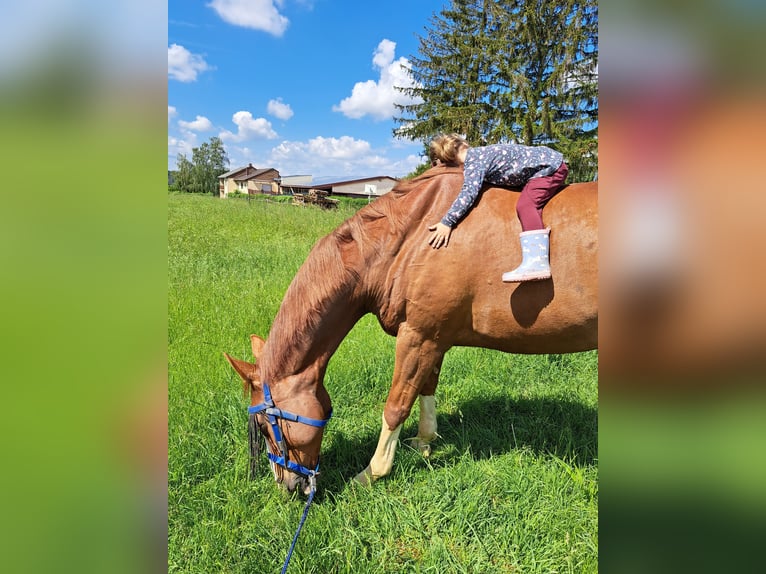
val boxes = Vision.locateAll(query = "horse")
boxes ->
[225,165,598,494]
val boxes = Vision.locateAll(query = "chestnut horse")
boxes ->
[226,165,597,493]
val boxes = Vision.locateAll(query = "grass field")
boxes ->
[168,192,598,573]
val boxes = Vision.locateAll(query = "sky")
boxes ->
[169,0,449,182]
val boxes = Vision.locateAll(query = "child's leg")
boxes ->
[516,162,569,231]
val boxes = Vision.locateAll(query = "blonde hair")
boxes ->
[429,134,468,165]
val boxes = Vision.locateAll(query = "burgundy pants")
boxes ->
[516,162,569,231]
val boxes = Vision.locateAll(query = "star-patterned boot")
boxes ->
[502,228,552,282]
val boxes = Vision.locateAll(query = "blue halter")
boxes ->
[247,381,332,573]
[247,381,332,482]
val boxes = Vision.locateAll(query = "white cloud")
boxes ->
[168,44,211,82]
[224,145,255,165]
[267,98,294,120]
[168,106,177,123]
[372,38,396,69]
[262,135,421,179]
[333,39,422,121]
[219,110,278,142]
[215,132,423,179]
[168,134,196,163]
[268,136,369,169]
[307,136,371,159]
[207,0,289,37]
[179,115,213,132]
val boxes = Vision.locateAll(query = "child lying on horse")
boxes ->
[426,134,568,282]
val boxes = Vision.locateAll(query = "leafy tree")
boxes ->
[174,154,194,192]
[396,0,597,180]
[175,137,229,195]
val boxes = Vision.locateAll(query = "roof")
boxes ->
[318,175,400,187]
[233,168,277,182]
[217,165,248,179]
[285,175,400,191]
[217,164,279,180]
[284,182,334,192]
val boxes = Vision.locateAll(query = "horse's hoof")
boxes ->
[353,466,375,487]
[405,437,432,458]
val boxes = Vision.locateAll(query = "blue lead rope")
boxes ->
[281,476,316,574]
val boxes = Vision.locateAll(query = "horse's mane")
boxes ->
[344,165,463,246]
[391,164,463,194]
[260,165,463,380]
[260,231,356,380]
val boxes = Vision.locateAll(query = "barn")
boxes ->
[281,175,400,201]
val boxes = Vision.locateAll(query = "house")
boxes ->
[217,164,280,198]
[283,176,400,201]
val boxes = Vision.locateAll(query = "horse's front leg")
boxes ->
[355,325,443,485]
[354,412,403,486]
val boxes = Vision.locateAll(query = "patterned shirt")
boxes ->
[441,143,564,227]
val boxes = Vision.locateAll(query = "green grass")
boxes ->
[169,192,598,573]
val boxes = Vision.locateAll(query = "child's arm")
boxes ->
[441,157,485,227]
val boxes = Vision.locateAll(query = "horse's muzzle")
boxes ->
[282,472,312,495]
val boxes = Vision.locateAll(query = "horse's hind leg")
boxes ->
[407,396,437,457]
[354,325,443,485]
[407,355,443,457]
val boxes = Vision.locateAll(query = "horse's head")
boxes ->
[225,335,332,495]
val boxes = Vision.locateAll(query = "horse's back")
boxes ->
[392,179,598,354]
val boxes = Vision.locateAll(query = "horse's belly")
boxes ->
[463,298,598,354]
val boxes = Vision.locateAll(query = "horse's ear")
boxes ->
[224,353,262,393]
[250,335,266,359]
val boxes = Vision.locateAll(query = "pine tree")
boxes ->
[396,0,597,180]
[397,0,506,145]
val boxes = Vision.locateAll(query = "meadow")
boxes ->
[168,192,598,573]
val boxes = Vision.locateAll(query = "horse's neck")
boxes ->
[259,174,454,382]
[259,235,365,383]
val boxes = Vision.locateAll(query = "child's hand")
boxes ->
[427,222,452,249]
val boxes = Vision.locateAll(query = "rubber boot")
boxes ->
[502,228,551,282]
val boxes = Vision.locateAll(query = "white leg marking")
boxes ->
[417,395,437,443]
[354,414,402,486]
[406,395,438,457]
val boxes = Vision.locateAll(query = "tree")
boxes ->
[174,137,229,195]
[395,0,598,180]
[175,154,193,192]
[396,0,505,145]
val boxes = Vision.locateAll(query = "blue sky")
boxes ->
[169,0,448,182]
